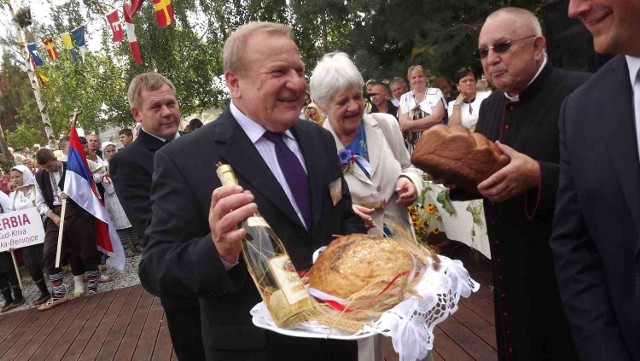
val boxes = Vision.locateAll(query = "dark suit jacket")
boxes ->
[138,108,365,360]
[551,54,640,361]
[110,129,166,240]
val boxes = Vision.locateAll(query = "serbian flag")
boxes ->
[64,125,125,271]
[123,3,144,64]
[106,10,124,42]
[43,38,59,61]
[153,0,174,28]
[27,43,43,66]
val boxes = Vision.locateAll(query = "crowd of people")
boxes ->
[0,1,638,360]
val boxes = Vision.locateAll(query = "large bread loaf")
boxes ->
[411,125,510,192]
[309,234,414,301]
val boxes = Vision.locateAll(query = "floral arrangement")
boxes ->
[337,148,355,173]
[407,181,443,244]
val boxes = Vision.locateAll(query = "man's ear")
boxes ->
[225,71,241,99]
[533,36,547,61]
[131,106,142,123]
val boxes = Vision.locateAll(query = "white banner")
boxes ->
[0,208,45,252]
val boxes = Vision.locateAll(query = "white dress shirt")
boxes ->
[230,101,309,229]
[626,55,640,164]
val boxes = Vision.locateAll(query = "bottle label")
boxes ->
[247,216,269,228]
[267,255,308,305]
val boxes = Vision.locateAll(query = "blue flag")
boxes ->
[71,25,86,61]
[26,43,43,66]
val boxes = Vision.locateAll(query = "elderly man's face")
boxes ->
[569,0,640,56]
[132,84,180,139]
[87,135,100,151]
[226,33,306,133]
[478,15,545,95]
[390,82,408,100]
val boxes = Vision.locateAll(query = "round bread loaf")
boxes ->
[410,125,510,192]
[309,234,414,300]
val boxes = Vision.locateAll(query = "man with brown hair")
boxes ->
[34,149,100,310]
[110,72,204,360]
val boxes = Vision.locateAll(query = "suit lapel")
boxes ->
[600,56,640,232]
[138,129,166,152]
[363,116,382,179]
[215,110,303,229]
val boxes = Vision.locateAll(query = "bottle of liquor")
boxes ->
[216,163,313,327]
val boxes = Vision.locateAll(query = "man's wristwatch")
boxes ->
[453,104,462,109]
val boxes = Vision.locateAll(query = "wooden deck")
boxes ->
[0,285,176,361]
[0,241,495,361]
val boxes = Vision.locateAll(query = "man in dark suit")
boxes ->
[443,7,589,360]
[138,22,365,361]
[550,1,640,360]
[110,73,204,360]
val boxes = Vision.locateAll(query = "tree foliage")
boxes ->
[1,0,547,146]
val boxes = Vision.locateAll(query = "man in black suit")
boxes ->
[110,73,204,360]
[138,22,365,360]
[443,7,589,360]
[550,1,640,360]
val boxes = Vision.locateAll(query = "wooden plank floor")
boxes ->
[384,239,497,361]
[0,241,494,361]
[0,285,176,361]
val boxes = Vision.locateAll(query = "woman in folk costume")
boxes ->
[1,166,51,311]
[310,52,427,361]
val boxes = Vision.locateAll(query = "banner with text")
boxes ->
[0,208,45,252]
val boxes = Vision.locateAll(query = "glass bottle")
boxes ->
[216,163,313,327]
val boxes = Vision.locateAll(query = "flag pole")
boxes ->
[54,108,82,269]
[10,250,23,290]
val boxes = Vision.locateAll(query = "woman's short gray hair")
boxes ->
[309,52,364,108]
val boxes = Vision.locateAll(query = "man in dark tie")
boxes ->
[110,73,204,360]
[550,1,640,360]
[137,22,365,361]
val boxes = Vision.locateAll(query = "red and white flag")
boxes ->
[106,10,124,43]
[123,3,144,65]
[64,125,125,271]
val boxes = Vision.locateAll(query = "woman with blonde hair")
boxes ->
[305,103,325,125]
[398,65,446,152]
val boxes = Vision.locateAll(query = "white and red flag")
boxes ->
[123,3,144,64]
[64,125,125,271]
[106,10,124,43]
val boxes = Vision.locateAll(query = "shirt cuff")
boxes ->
[220,255,240,270]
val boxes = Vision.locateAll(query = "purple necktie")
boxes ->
[263,131,312,229]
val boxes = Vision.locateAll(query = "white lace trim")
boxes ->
[251,255,479,360]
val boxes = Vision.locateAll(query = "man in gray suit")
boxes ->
[550,1,640,360]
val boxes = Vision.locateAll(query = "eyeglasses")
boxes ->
[474,35,537,60]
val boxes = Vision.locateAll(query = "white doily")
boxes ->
[251,255,479,361]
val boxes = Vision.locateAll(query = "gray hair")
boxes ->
[309,52,364,108]
[223,22,292,73]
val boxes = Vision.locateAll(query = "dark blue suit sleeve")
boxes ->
[550,98,633,361]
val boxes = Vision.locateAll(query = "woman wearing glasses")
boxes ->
[398,65,446,152]
[447,67,491,131]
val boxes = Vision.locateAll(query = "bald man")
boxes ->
[446,7,589,360]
